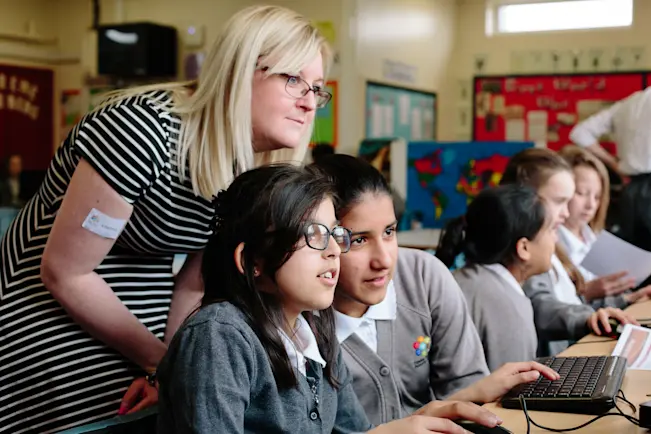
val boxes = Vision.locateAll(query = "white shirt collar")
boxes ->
[279,314,326,376]
[557,225,597,265]
[481,263,525,297]
[334,280,398,343]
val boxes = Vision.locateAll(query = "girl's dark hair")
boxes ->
[201,164,339,389]
[307,154,391,217]
[436,185,548,268]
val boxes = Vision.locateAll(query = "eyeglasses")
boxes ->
[304,223,351,253]
[260,66,332,108]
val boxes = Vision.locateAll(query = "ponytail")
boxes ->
[436,216,467,268]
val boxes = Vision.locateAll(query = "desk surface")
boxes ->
[397,229,441,249]
[486,300,651,433]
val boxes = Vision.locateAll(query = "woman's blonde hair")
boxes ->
[559,145,610,233]
[95,5,333,199]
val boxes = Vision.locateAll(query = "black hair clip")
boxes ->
[210,189,228,234]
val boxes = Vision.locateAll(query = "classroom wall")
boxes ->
[0,0,58,66]
[343,0,459,151]
[50,0,458,155]
[450,0,651,138]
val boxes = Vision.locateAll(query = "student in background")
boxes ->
[158,164,502,434]
[500,148,637,356]
[310,154,558,427]
[569,88,651,251]
[558,146,651,308]
[437,185,555,371]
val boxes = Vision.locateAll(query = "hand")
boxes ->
[118,377,158,415]
[447,362,559,404]
[624,285,651,304]
[369,411,497,434]
[414,401,502,427]
[583,272,635,300]
[588,307,639,336]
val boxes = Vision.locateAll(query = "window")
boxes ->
[487,0,633,35]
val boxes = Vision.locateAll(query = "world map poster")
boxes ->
[406,141,533,228]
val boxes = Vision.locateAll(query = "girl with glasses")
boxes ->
[157,164,495,434]
[309,155,557,429]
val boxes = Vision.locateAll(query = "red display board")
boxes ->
[473,73,650,155]
[0,64,54,171]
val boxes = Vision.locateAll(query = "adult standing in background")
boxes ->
[569,88,651,251]
[0,5,333,433]
[0,154,26,208]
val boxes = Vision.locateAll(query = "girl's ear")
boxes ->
[233,242,262,277]
[515,237,532,262]
[233,242,246,275]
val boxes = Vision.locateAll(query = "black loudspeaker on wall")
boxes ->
[97,22,178,79]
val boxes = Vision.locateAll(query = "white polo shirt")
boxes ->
[279,314,327,377]
[557,225,597,281]
[570,87,651,175]
[334,281,398,353]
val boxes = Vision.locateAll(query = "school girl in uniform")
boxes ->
[500,148,637,356]
[437,185,557,371]
[558,146,651,308]
[309,155,558,427]
[157,164,504,434]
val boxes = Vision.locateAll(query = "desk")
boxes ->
[397,229,441,250]
[486,300,651,433]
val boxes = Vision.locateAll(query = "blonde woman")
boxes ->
[0,5,332,433]
[558,146,651,308]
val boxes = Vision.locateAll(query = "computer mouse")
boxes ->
[597,317,622,338]
[454,420,513,433]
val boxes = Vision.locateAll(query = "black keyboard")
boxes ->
[501,356,627,414]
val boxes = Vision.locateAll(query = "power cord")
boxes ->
[517,390,639,433]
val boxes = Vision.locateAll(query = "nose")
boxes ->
[323,234,342,259]
[370,241,392,270]
[559,203,570,222]
[298,90,317,112]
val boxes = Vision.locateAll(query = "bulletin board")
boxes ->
[472,72,651,155]
[365,81,437,142]
[0,64,54,171]
[311,80,338,148]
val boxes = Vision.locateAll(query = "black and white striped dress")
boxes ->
[0,91,214,433]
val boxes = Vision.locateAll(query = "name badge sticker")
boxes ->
[82,208,127,240]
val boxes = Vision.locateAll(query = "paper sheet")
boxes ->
[411,108,422,140]
[383,105,394,136]
[371,104,383,137]
[399,95,410,125]
[612,324,651,370]
[581,231,651,285]
[506,119,526,141]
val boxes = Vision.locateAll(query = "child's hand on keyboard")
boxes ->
[446,361,560,404]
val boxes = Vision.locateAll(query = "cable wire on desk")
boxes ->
[518,390,639,433]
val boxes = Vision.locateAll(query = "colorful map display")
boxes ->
[407,141,533,228]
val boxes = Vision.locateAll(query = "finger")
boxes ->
[598,310,611,333]
[426,402,502,427]
[528,362,560,380]
[119,381,144,415]
[126,395,156,414]
[588,313,601,335]
[506,361,559,380]
[608,278,636,295]
[612,310,639,326]
[605,271,630,281]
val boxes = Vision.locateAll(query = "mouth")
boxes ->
[317,269,338,286]
[363,275,388,288]
[288,118,305,125]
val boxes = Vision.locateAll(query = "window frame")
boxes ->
[486,0,634,36]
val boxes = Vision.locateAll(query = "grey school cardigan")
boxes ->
[454,265,538,372]
[523,272,594,356]
[340,248,489,426]
[157,302,373,434]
